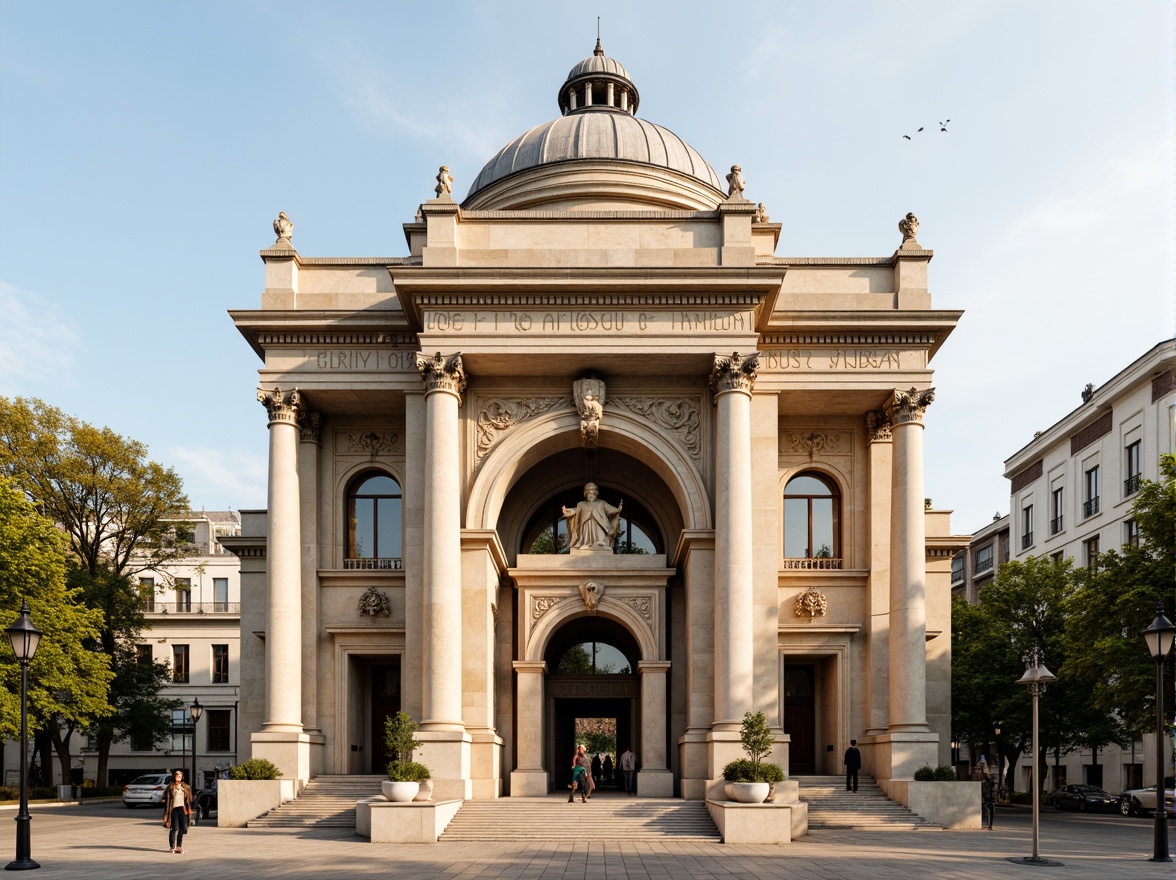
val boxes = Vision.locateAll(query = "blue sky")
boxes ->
[1,1,1172,534]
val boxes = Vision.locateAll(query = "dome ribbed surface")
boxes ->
[566,54,631,81]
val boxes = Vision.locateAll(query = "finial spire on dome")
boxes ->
[595,16,603,56]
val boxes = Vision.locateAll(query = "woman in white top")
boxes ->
[161,770,194,853]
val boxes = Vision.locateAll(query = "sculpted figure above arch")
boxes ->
[562,482,623,553]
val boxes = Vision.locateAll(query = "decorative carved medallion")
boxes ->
[786,431,841,459]
[476,397,572,459]
[348,431,399,457]
[573,376,606,450]
[358,586,391,618]
[416,351,466,402]
[612,397,702,459]
[866,410,892,442]
[579,581,605,614]
[257,387,302,425]
[710,352,759,396]
[532,596,558,621]
[794,586,829,623]
[298,411,322,443]
[886,387,935,426]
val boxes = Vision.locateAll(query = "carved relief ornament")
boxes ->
[532,596,558,621]
[299,410,322,443]
[573,377,606,450]
[476,397,572,459]
[794,586,829,623]
[866,410,892,442]
[612,397,702,459]
[579,581,605,614]
[416,352,466,401]
[886,387,935,426]
[348,431,399,457]
[710,352,759,396]
[358,586,391,618]
[257,387,302,425]
[786,431,841,459]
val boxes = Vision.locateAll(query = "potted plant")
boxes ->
[382,711,430,802]
[722,712,784,803]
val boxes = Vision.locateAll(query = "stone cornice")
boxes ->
[672,529,715,567]
[762,310,962,361]
[461,529,510,574]
[230,309,413,360]
[218,536,266,558]
[458,209,722,221]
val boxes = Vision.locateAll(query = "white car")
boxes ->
[121,773,170,808]
[1118,785,1176,817]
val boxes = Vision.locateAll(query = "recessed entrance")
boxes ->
[784,664,815,775]
[369,659,401,774]
[552,697,633,789]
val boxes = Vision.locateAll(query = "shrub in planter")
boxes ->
[740,711,785,794]
[934,765,958,781]
[913,765,937,781]
[229,758,282,780]
[384,711,430,782]
[721,759,757,782]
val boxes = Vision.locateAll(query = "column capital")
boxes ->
[886,386,935,427]
[866,409,892,442]
[298,410,322,444]
[637,660,671,675]
[417,351,467,403]
[257,386,302,426]
[709,351,758,397]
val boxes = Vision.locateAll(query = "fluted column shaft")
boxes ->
[258,387,303,732]
[887,387,934,732]
[418,353,467,731]
[711,353,758,728]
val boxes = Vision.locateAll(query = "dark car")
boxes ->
[196,781,217,819]
[1049,783,1117,812]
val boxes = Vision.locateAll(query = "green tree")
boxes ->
[0,397,189,784]
[0,478,113,783]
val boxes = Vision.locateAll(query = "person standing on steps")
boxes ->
[161,769,194,853]
[620,745,637,794]
[569,745,593,802]
[844,739,862,793]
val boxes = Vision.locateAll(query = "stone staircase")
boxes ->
[441,793,721,842]
[248,774,384,828]
[798,776,939,830]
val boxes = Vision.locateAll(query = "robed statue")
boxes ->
[562,482,623,552]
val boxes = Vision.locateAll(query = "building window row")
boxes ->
[168,644,231,684]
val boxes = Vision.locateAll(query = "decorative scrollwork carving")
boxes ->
[348,431,399,457]
[532,597,558,621]
[299,411,322,443]
[794,586,829,623]
[622,596,653,623]
[786,431,841,459]
[612,397,702,459]
[358,586,391,618]
[476,398,572,459]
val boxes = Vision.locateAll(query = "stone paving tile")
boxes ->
[1,803,1173,880]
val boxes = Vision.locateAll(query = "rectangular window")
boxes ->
[975,544,994,574]
[207,709,231,752]
[1050,487,1064,535]
[136,644,152,665]
[1021,505,1034,550]
[170,708,192,752]
[1050,551,1063,564]
[1002,538,1009,563]
[1084,535,1100,571]
[139,577,155,612]
[175,577,191,612]
[1125,440,1142,496]
[213,578,229,612]
[1125,519,1141,548]
[951,555,965,585]
[1083,466,1100,517]
[172,644,189,683]
[212,644,229,683]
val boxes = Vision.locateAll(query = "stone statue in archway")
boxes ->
[562,482,623,553]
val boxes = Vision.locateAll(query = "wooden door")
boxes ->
[783,665,815,775]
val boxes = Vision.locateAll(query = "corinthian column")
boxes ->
[257,387,303,733]
[885,387,934,732]
[416,352,466,731]
[710,352,758,730]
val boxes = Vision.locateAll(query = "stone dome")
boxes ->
[463,41,725,211]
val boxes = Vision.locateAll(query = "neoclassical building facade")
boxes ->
[229,43,964,802]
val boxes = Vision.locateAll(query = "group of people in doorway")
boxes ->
[568,745,638,802]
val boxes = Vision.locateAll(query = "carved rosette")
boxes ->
[866,410,892,442]
[531,596,558,621]
[357,586,391,618]
[579,581,605,614]
[257,387,302,425]
[416,351,467,402]
[476,398,572,459]
[886,387,935,426]
[786,431,841,459]
[348,431,399,458]
[299,411,322,443]
[612,397,702,459]
[710,352,759,397]
[794,586,829,623]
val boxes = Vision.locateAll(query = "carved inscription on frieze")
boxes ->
[423,310,755,336]
[760,349,910,371]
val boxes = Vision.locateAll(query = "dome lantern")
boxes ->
[558,40,639,117]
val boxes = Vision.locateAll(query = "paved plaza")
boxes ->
[1,802,1173,879]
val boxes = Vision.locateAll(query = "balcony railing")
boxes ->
[1050,516,1063,535]
[141,602,240,614]
[975,556,994,574]
[781,557,843,570]
[1083,497,1100,518]
[1021,532,1033,550]
[344,557,403,570]
[1124,473,1142,496]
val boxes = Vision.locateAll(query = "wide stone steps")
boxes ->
[441,795,721,842]
[798,776,939,830]
[248,774,384,828]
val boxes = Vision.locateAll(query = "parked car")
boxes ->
[1049,784,1117,812]
[121,773,171,809]
[196,780,217,819]
[1118,785,1176,817]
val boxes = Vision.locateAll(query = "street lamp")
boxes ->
[189,697,203,808]
[1014,648,1059,868]
[1142,602,1174,863]
[992,722,1001,791]
[5,601,42,871]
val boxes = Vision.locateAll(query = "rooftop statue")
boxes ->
[725,164,745,199]
[753,202,769,223]
[562,482,623,553]
[435,165,454,198]
[273,211,294,242]
[898,212,920,244]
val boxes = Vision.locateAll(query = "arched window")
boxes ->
[783,473,841,569]
[520,490,661,556]
[554,640,633,675]
[346,472,402,569]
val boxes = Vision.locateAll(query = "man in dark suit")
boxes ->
[844,739,862,792]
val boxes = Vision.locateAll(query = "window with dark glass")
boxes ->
[213,577,229,612]
[554,640,633,674]
[212,644,229,683]
[975,544,994,574]
[1125,440,1142,496]
[1124,519,1140,548]
[1021,505,1033,549]
[951,555,965,585]
[207,709,231,752]
[175,577,191,612]
[783,473,840,563]
[170,708,192,752]
[521,492,660,555]
[1083,466,1100,517]
[139,577,155,612]
[1084,535,1100,570]
[172,644,189,683]
[347,473,403,565]
[1050,487,1064,535]
[136,644,152,665]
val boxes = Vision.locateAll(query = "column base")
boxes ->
[865,731,939,784]
[637,769,674,798]
[251,730,322,784]
[700,731,750,800]
[417,729,472,801]
[509,769,550,797]
[468,728,504,799]
[679,729,710,799]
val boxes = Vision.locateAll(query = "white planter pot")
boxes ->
[381,780,420,802]
[730,782,770,803]
[412,779,434,802]
[724,783,736,801]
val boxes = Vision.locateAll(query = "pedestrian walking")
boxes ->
[619,746,637,794]
[161,769,194,854]
[602,753,613,786]
[980,764,997,830]
[568,745,592,803]
[844,739,861,792]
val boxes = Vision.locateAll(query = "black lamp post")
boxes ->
[992,722,1001,791]
[1014,648,1058,867]
[1142,602,1174,863]
[5,602,42,871]
[189,697,203,800]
